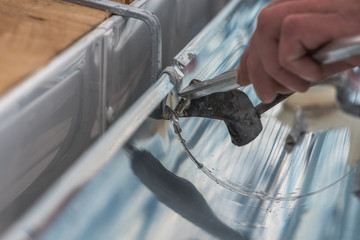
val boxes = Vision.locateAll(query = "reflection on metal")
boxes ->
[312,34,360,64]
[337,68,360,117]
[0,28,105,233]
[0,0,227,235]
[65,0,162,82]
[285,109,308,153]
[170,105,358,201]
[173,52,197,74]
[126,147,246,240]
[1,74,174,240]
[3,0,360,239]
[353,165,360,198]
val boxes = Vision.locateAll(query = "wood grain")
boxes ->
[0,0,111,96]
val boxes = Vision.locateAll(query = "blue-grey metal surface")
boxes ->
[0,29,105,232]
[104,0,228,118]
[3,0,360,239]
[0,0,227,234]
[337,68,360,117]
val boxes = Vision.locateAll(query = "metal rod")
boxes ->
[254,93,293,115]
[65,0,162,83]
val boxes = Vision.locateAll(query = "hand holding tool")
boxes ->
[175,34,360,146]
[179,34,360,101]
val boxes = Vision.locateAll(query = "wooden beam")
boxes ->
[0,0,111,96]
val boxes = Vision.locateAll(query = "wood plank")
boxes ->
[0,0,110,96]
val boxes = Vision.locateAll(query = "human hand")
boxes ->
[237,0,360,103]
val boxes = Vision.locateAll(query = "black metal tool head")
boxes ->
[176,88,263,146]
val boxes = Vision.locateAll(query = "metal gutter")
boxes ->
[0,0,235,238]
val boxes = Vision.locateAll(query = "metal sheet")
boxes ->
[0,0,227,233]
[3,0,360,239]
[104,0,228,119]
[0,30,105,232]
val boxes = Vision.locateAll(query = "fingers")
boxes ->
[237,47,250,86]
[237,0,360,102]
[279,13,360,81]
[344,54,360,68]
[247,47,282,103]
[242,38,293,103]
[321,62,355,79]
[266,0,303,9]
[256,1,326,38]
[279,13,337,81]
[236,1,326,100]
[254,29,311,92]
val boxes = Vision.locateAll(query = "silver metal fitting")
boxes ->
[64,0,162,83]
